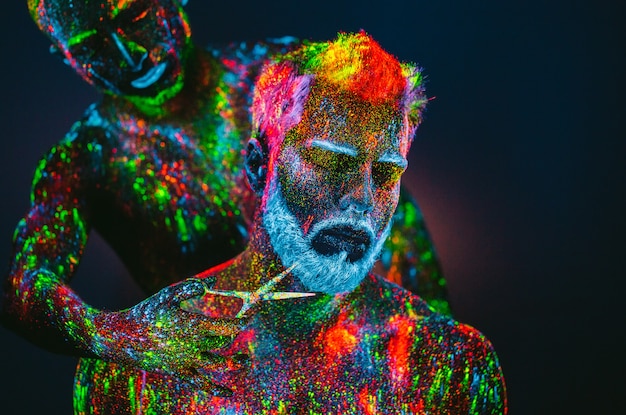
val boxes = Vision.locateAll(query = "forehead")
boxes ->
[290,87,410,157]
[107,0,168,16]
[46,0,171,45]
[48,0,164,25]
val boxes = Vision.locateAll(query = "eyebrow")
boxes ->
[67,29,97,47]
[311,139,357,156]
[378,152,408,169]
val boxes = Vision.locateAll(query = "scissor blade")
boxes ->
[235,291,316,318]
[204,289,252,301]
[202,263,315,318]
[258,292,317,301]
[256,263,299,296]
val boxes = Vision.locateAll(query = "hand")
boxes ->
[91,276,247,396]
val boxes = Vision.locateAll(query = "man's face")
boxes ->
[262,87,410,293]
[49,0,189,97]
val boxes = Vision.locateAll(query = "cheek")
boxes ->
[159,14,188,53]
[69,57,109,88]
[67,44,120,82]
[373,183,401,229]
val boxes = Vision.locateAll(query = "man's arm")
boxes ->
[406,317,508,414]
[0,127,244,394]
[1,133,98,355]
[451,323,508,414]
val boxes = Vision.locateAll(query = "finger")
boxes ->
[197,317,244,337]
[199,352,250,373]
[200,352,227,373]
[197,378,234,398]
[189,270,218,288]
[205,382,234,398]
[188,373,233,398]
[235,316,251,330]
[198,352,228,371]
[200,275,217,289]
[171,278,208,305]
[228,352,250,371]
[204,335,232,350]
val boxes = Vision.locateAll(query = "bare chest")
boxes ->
[86,114,253,285]
[203,323,405,414]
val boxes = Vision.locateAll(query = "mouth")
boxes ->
[130,62,168,89]
[311,225,372,263]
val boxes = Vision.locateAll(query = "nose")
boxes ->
[110,32,148,72]
[339,165,374,215]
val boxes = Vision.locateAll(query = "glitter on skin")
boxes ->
[73,33,506,413]
[6,0,453,410]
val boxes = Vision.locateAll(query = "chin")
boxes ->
[262,183,391,294]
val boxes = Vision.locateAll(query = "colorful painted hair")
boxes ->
[27,0,189,48]
[252,31,427,148]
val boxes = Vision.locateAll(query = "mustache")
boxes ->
[262,182,391,294]
[305,216,376,243]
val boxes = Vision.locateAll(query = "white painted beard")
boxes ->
[262,181,391,294]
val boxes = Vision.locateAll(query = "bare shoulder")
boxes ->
[406,313,507,413]
[360,273,507,413]
[358,272,434,319]
[366,274,501,363]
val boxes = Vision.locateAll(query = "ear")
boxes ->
[244,138,268,196]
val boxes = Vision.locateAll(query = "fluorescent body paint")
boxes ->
[5,3,463,411]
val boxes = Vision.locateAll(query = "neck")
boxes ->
[224,214,305,292]
[214,215,345,331]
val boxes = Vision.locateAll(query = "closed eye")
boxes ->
[302,147,357,172]
[132,9,149,22]
[372,161,405,186]
[68,29,98,47]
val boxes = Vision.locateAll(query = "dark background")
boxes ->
[1,1,625,413]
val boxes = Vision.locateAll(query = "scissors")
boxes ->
[203,264,316,318]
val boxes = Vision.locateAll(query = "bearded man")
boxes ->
[74,32,507,414]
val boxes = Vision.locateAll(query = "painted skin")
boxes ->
[76,276,505,413]
[6,0,292,396]
[74,34,506,414]
[4,0,447,402]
